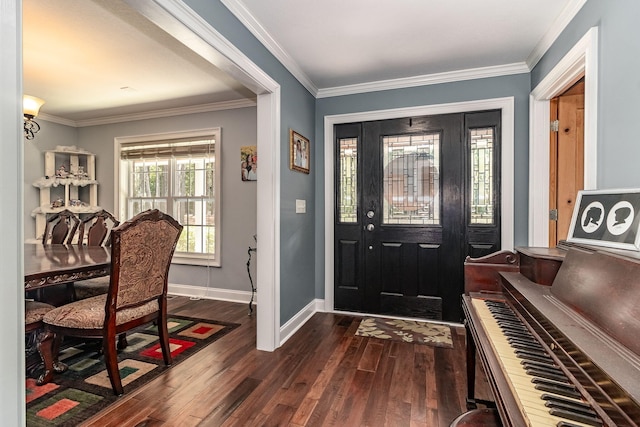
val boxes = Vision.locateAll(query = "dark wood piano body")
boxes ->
[464,246,567,294]
[462,244,640,426]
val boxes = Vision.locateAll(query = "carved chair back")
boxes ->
[77,210,120,247]
[42,209,80,245]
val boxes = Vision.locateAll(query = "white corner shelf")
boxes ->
[32,146,101,240]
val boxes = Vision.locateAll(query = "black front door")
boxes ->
[334,111,501,322]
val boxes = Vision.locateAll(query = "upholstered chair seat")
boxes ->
[72,277,110,300]
[25,301,55,325]
[43,295,159,329]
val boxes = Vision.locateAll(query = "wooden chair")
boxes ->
[42,209,183,395]
[25,301,67,385]
[37,209,81,303]
[77,209,119,247]
[42,209,80,244]
[73,210,120,300]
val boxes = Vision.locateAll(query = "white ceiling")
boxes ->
[23,0,582,124]
[230,0,579,91]
[23,0,255,123]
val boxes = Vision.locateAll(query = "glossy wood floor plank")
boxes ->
[79,297,490,427]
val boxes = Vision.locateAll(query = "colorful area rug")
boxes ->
[355,317,453,348]
[26,315,238,427]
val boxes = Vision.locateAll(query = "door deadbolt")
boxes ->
[366,210,375,219]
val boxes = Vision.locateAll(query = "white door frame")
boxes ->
[528,27,598,246]
[324,97,515,312]
[116,0,284,350]
[2,0,25,423]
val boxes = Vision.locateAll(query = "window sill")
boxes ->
[171,253,220,267]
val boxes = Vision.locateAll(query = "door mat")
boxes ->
[355,317,453,348]
[26,315,239,427]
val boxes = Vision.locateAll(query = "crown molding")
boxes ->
[317,63,529,98]
[37,113,77,127]
[39,98,256,128]
[221,0,318,96]
[526,0,588,69]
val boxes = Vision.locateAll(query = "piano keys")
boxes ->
[470,298,602,426]
[462,244,640,426]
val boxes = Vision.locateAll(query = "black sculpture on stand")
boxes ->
[246,235,257,315]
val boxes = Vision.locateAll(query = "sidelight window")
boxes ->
[338,137,358,223]
[470,127,494,224]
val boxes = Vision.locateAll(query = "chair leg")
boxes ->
[157,311,172,366]
[66,282,77,302]
[103,335,123,396]
[36,331,67,385]
[116,333,128,350]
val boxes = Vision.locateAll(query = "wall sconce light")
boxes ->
[23,95,45,140]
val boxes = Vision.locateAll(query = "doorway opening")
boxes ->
[549,77,585,247]
[529,27,598,247]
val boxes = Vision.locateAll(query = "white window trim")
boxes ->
[114,127,222,266]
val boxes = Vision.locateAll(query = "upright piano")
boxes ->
[462,243,640,426]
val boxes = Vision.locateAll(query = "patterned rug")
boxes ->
[26,315,239,427]
[355,317,453,348]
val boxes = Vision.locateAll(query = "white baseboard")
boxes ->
[168,283,255,305]
[279,298,325,346]
[168,285,325,347]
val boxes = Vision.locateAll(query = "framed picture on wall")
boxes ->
[241,145,257,181]
[567,188,640,251]
[289,129,310,174]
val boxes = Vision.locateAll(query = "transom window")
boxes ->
[117,128,221,266]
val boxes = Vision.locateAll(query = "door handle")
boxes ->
[366,223,375,232]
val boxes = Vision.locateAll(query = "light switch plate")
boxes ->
[295,199,306,213]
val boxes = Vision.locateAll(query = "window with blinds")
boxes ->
[118,128,221,265]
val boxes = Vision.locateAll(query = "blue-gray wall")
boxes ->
[314,74,532,298]
[532,0,640,189]
[182,0,318,324]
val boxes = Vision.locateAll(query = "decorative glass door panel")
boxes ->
[382,133,440,225]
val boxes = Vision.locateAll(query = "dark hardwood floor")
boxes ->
[81,296,491,427]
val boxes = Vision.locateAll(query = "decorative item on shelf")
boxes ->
[246,234,257,315]
[69,199,85,207]
[23,95,45,140]
[55,165,68,178]
[567,188,640,251]
[51,198,64,208]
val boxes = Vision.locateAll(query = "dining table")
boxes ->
[24,243,111,290]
